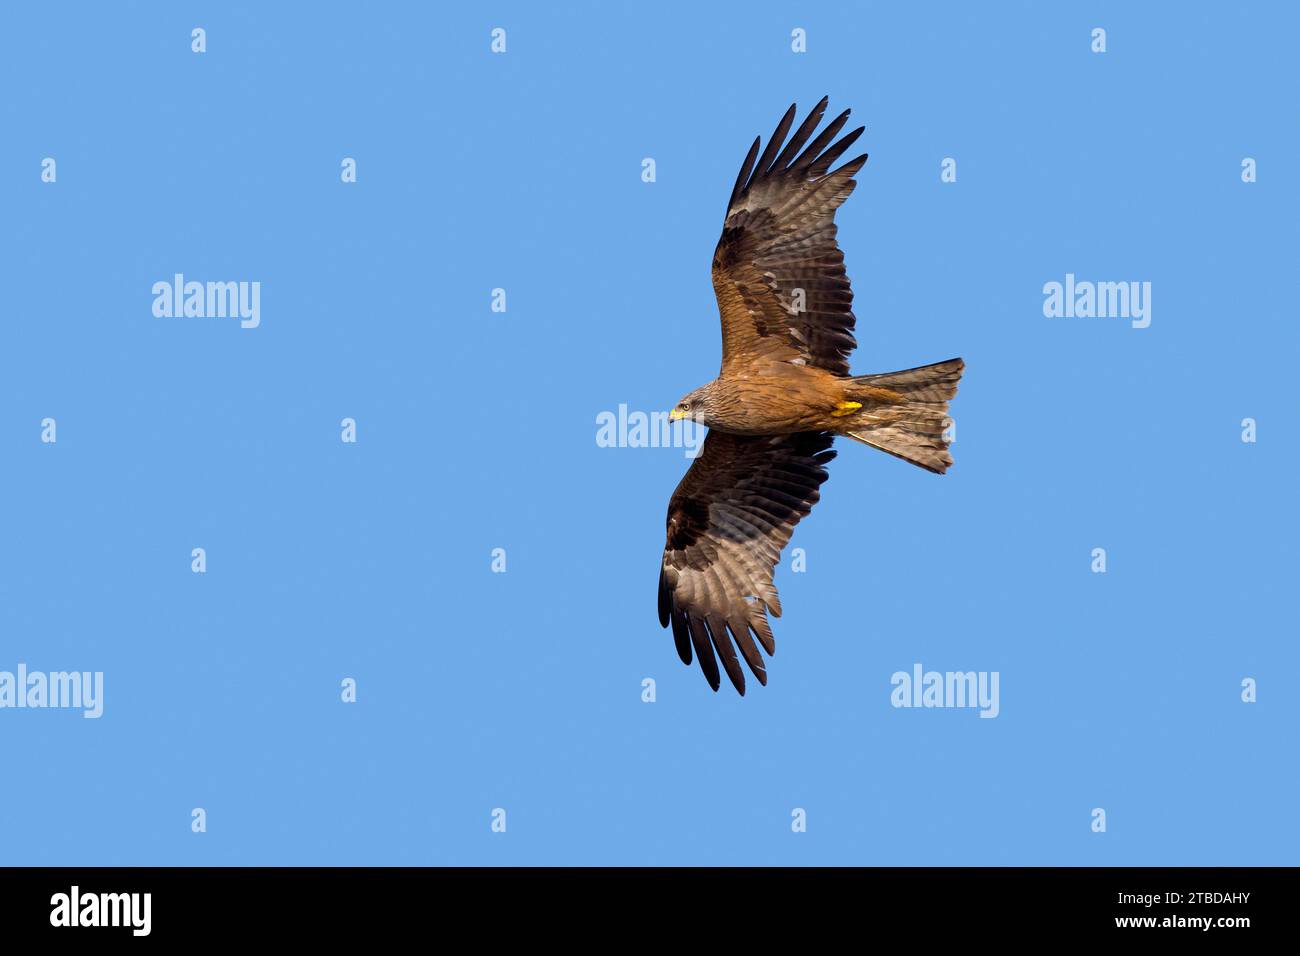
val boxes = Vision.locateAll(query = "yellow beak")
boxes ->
[669,408,687,422]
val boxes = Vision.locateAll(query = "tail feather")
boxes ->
[842,358,963,474]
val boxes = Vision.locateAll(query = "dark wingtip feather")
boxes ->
[728,621,768,687]
[770,96,829,174]
[727,135,762,210]
[706,617,746,695]
[657,568,670,628]
[808,126,865,179]
[670,607,693,665]
[749,618,775,657]
[832,152,869,180]
[752,102,798,185]
[791,108,849,174]
[686,614,721,690]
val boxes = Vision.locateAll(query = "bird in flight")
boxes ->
[658,97,964,695]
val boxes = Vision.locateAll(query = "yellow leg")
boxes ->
[831,401,862,418]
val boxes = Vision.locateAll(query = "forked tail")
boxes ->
[841,358,964,474]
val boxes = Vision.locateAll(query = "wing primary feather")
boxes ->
[753,102,797,182]
[792,109,850,173]
[727,136,761,210]
[706,616,746,695]
[657,567,671,627]
[670,606,693,666]
[770,95,828,173]
[727,621,767,686]
[686,613,720,691]
[829,154,868,182]
[749,617,775,656]
[807,126,865,179]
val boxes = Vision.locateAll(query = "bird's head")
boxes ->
[669,385,714,427]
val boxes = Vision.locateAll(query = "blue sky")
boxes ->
[0,2,1295,865]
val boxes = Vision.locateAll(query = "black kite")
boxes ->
[658,97,964,694]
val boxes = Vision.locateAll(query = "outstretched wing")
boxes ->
[712,97,868,377]
[658,430,836,694]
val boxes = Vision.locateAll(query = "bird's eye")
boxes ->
[678,402,690,411]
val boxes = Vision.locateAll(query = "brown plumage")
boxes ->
[658,97,965,694]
